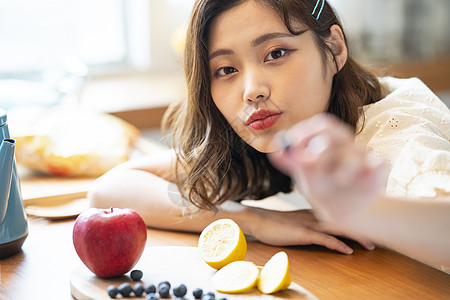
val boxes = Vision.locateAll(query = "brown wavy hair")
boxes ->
[162,0,384,211]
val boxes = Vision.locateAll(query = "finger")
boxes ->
[287,132,355,179]
[285,113,352,142]
[332,231,376,251]
[270,114,354,173]
[269,133,325,182]
[272,113,351,156]
[357,239,376,251]
[317,224,376,251]
[300,228,354,254]
[268,143,299,175]
[339,234,376,251]
[270,132,335,180]
[285,127,351,159]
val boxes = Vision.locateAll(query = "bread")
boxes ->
[9,104,140,177]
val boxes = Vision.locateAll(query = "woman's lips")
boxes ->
[246,109,282,130]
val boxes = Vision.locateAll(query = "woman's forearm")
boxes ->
[87,166,258,233]
[339,196,450,267]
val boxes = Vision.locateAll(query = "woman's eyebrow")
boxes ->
[251,32,295,47]
[252,29,309,47]
[209,49,234,61]
[209,30,307,61]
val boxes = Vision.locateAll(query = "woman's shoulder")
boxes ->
[355,76,450,156]
[374,76,449,111]
[358,77,450,133]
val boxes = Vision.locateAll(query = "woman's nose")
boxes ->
[243,71,270,104]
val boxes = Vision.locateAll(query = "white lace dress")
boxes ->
[356,77,450,199]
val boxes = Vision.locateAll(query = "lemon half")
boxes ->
[212,260,260,293]
[257,251,292,294]
[198,219,247,269]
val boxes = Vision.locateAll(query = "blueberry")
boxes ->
[145,293,160,300]
[192,288,203,299]
[202,291,216,300]
[118,282,133,297]
[130,269,144,281]
[158,280,171,290]
[158,285,171,298]
[107,285,118,298]
[173,284,187,297]
[134,283,144,297]
[145,283,157,294]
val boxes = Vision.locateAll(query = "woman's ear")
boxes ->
[328,25,348,73]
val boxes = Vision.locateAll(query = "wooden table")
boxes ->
[1,214,449,300]
[2,169,450,299]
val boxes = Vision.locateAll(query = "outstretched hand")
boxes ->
[269,113,387,227]
[244,207,375,254]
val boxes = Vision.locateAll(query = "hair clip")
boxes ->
[312,0,325,20]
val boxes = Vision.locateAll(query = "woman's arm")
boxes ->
[88,148,373,254]
[88,149,216,232]
[351,196,450,267]
[269,113,450,267]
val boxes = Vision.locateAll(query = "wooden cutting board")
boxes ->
[70,246,318,300]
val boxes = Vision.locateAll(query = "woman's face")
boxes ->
[208,0,335,153]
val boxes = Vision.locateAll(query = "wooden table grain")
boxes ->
[1,216,449,300]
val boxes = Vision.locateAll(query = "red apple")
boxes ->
[73,207,147,278]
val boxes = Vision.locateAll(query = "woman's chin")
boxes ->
[251,142,283,154]
[241,131,284,153]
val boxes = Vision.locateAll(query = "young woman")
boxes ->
[88,0,450,260]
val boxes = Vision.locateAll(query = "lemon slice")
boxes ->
[198,219,247,269]
[212,260,260,293]
[257,251,292,294]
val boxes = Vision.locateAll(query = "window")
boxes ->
[0,0,130,74]
[0,0,194,75]
[0,0,193,110]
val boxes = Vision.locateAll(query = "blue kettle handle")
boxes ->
[0,139,15,224]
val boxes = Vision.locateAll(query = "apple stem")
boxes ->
[110,207,113,213]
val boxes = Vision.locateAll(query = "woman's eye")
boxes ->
[265,49,288,61]
[215,66,237,77]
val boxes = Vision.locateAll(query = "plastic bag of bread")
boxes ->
[8,104,140,177]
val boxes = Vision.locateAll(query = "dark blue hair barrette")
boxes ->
[312,0,325,20]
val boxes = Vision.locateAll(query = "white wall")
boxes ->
[147,0,194,72]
